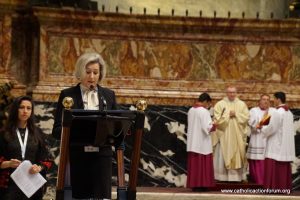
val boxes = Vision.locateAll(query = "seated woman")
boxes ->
[0,96,52,200]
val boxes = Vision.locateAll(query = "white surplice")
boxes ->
[247,107,276,160]
[261,105,295,162]
[187,106,214,155]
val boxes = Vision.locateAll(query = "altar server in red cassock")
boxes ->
[260,92,295,190]
[187,93,216,190]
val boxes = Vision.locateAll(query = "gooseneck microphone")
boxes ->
[89,85,95,90]
[101,96,107,111]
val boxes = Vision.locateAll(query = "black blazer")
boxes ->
[51,83,117,198]
[52,83,117,139]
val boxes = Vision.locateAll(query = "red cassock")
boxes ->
[187,152,215,188]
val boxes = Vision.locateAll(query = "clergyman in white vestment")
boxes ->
[212,86,249,182]
[247,94,276,185]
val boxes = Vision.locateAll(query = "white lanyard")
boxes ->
[16,128,29,160]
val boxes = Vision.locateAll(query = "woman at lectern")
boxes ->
[0,96,52,200]
[52,52,117,199]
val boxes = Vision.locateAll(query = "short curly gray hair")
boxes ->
[74,52,106,82]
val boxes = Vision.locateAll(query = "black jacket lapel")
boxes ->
[97,85,104,110]
[74,84,84,109]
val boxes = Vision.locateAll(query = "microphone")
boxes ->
[89,85,95,91]
[101,96,107,111]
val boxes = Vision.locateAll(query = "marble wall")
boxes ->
[0,0,27,96]
[1,2,300,107]
[35,102,300,199]
[47,38,299,82]
[26,6,300,108]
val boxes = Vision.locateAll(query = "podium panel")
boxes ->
[56,109,145,200]
[69,110,135,147]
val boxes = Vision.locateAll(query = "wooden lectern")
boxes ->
[55,97,147,200]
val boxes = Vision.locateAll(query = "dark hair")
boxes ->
[4,96,40,143]
[198,93,212,102]
[274,91,286,103]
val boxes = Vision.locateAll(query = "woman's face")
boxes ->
[18,100,32,123]
[81,62,100,89]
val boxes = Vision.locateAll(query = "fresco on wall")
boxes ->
[47,36,300,82]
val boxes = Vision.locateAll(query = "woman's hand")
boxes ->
[9,159,21,168]
[29,164,42,174]
[0,159,21,169]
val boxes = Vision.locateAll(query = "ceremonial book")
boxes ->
[258,114,271,127]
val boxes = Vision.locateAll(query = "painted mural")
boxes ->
[47,36,300,82]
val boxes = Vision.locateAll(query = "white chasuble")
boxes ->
[212,97,249,181]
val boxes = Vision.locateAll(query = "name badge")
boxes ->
[84,146,99,152]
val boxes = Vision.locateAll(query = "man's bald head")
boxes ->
[226,86,237,101]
